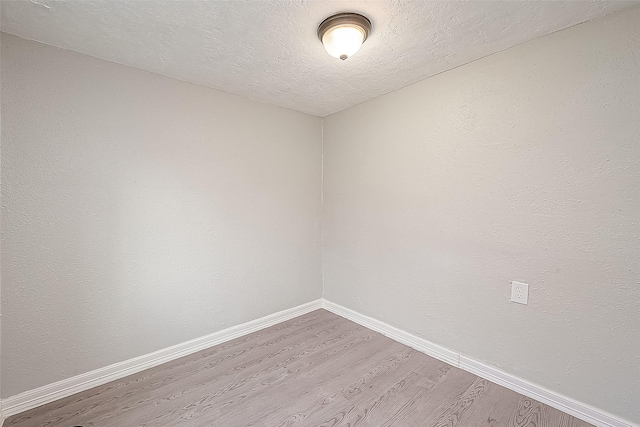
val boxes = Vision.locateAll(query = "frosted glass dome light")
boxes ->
[318,13,371,61]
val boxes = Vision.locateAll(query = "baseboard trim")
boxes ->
[458,356,636,427]
[321,299,637,427]
[321,300,459,367]
[1,299,323,419]
[3,299,635,427]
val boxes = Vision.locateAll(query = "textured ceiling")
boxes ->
[1,0,637,116]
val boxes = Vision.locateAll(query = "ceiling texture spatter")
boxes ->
[1,0,635,116]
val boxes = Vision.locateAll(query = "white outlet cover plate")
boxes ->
[511,281,529,305]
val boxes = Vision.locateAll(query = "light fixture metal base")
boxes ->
[318,12,372,43]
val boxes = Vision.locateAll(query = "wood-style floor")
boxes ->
[6,309,592,427]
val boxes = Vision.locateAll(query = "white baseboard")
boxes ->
[321,300,459,367]
[1,299,323,419]
[321,299,637,427]
[458,356,636,427]
[2,298,636,427]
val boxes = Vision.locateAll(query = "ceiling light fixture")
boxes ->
[318,12,371,61]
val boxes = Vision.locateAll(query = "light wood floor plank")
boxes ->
[5,309,594,427]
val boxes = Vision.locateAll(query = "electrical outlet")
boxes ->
[511,281,529,305]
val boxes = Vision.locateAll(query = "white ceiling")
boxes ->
[1,0,636,116]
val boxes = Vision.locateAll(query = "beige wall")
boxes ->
[323,7,639,424]
[0,33,322,398]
